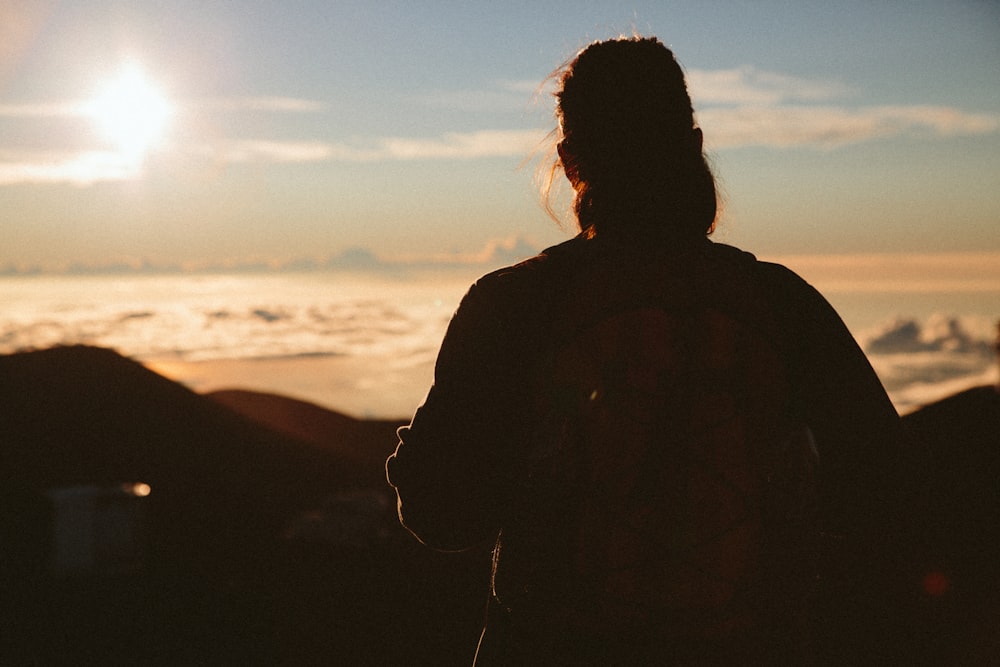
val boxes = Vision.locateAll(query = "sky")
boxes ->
[2,0,999,277]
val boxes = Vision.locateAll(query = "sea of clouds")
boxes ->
[1,272,463,365]
[862,313,996,412]
[2,272,995,416]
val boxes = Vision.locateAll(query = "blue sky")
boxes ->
[2,0,998,275]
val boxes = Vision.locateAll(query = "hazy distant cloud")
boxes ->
[861,314,997,412]
[4,235,543,276]
[0,102,82,117]
[0,140,333,184]
[467,236,541,265]
[5,64,997,186]
[865,314,994,356]
[380,129,545,159]
[214,140,333,163]
[765,251,1000,293]
[403,236,541,266]
[699,105,1000,150]
[416,68,846,114]
[0,150,135,185]
[0,92,331,183]
[326,129,546,162]
[688,67,851,106]
[686,66,1000,149]
[406,67,1000,153]
[0,127,542,184]
[191,96,326,113]
[1,95,325,118]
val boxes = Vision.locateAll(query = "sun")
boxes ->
[82,63,173,162]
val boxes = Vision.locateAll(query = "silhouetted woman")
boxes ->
[387,36,902,665]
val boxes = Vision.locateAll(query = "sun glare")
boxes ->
[82,63,173,162]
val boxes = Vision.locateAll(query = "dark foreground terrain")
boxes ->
[1,346,489,665]
[1,346,997,664]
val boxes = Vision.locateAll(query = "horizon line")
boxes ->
[4,248,1000,292]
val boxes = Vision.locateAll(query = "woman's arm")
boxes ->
[386,276,536,551]
[759,262,904,534]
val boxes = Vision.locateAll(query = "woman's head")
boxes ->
[545,36,717,240]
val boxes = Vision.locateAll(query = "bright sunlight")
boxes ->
[82,63,173,163]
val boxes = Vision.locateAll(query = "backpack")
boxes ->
[489,256,821,661]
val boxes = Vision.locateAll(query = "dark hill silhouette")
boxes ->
[894,386,1000,665]
[0,346,488,665]
[0,345,375,571]
[206,388,399,488]
[1,345,995,665]
[0,345,367,485]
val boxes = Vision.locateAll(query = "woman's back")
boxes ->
[472,237,824,664]
[387,36,903,666]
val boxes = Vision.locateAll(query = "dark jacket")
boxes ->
[387,235,902,665]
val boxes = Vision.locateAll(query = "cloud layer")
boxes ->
[3,271,994,416]
[698,104,1000,150]
[860,314,997,411]
[687,66,851,106]
[0,149,138,185]
[3,67,997,184]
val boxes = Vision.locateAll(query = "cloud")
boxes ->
[687,66,851,106]
[212,140,333,163]
[0,150,137,185]
[861,314,997,412]
[765,252,1000,293]
[317,103,999,162]
[5,64,998,186]
[1,96,326,118]
[698,104,1000,150]
[2,235,544,277]
[3,270,991,416]
[184,130,545,166]
[190,97,327,113]
[323,247,385,271]
[395,66,1000,153]
[296,236,542,274]
[400,236,541,266]
[468,236,542,265]
[324,129,547,162]
[865,314,994,355]
[0,139,335,185]
[0,93,333,183]
[0,275,458,368]
[0,126,544,181]
[685,66,999,150]
[0,102,82,117]
[378,129,545,160]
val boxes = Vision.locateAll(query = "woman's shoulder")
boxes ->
[708,242,816,293]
